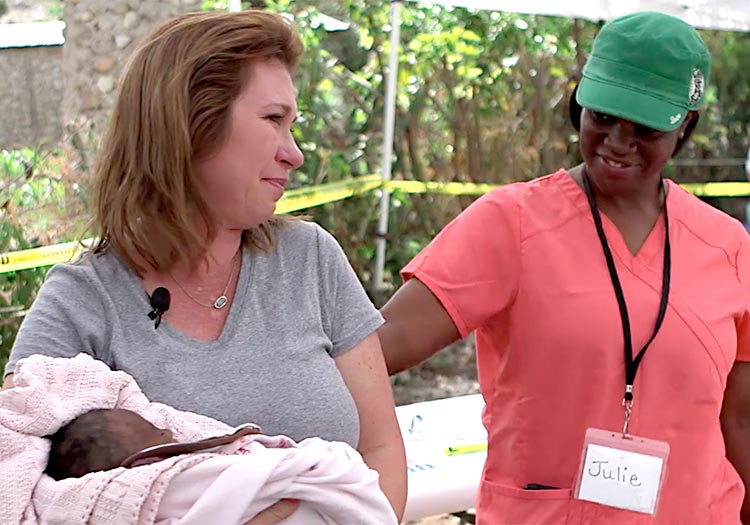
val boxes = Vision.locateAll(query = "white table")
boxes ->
[397,394,487,520]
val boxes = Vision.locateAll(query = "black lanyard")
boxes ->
[581,169,671,414]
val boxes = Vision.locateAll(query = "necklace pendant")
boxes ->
[213,295,228,309]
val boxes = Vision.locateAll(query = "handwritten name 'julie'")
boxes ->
[587,461,642,487]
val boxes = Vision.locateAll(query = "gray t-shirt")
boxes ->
[6,221,383,447]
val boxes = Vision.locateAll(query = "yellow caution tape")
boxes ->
[386,180,498,195]
[1,176,749,274]
[680,181,750,197]
[0,176,383,274]
[444,442,488,456]
[276,174,382,213]
[388,180,750,197]
[0,240,87,274]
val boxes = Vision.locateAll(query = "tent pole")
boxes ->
[374,0,403,290]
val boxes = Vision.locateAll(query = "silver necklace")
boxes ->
[170,252,240,310]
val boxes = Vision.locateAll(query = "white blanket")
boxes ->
[159,436,396,524]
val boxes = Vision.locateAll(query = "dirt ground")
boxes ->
[391,337,479,406]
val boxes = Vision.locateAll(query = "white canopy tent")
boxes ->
[373,0,750,288]
[400,0,750,31]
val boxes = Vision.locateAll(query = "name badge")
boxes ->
[574,428,669,515]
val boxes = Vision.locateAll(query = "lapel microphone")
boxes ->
[147,287,171,329]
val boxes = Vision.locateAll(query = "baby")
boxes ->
[45,408,177,480]
[41,411,395,524]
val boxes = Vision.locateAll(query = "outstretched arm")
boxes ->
[378,278,461,375]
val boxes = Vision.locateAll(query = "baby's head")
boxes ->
[45,408,175,480]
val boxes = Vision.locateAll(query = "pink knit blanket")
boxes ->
[0,353,236,525]
[0,354,397,525]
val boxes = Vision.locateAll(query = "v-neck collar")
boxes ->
[556,169,682,270]
[118,249,251,349]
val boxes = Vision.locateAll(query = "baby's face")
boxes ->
[107,409,175,454]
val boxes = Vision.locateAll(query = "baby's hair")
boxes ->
[45,408,132,480]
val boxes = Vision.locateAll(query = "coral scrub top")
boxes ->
[403,169,750,524]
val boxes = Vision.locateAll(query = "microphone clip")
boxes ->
[148,287,171,330]
[147,308,164,329]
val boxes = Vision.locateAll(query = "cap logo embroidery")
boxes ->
[669,114,682,125]
[689,69,704,105]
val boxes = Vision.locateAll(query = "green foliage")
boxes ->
[271,4,750,298]
[202,0,230,10]
[251,3,600,295]
[0,147,88,372]
[702,31,750,157]
[191,2,750,299]
[2,5,749,373]
[46,0,64,20]
[0,225,48,374]
[669,31,750,219]
[201,0,261,11]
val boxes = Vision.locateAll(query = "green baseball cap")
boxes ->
[576,11,711,132]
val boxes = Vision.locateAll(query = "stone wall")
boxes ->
[62,0,202,138]
[0,44,63,149]
[0,1,202,149]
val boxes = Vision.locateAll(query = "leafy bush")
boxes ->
[0,147,88,372]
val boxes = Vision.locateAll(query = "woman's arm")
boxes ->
[2,373,13,390]
[379,278,461,375]
[721,361,750,524]
[335,332,407,520]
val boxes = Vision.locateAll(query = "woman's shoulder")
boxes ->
[671,182,748,253]
[274,217,322,238]
[44,250,129,290]
[272,218,338,251]
[18,251,122,337]
[475,169,581,238]
[479,169,575,212]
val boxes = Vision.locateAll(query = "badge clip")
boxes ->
[622,385,634,438]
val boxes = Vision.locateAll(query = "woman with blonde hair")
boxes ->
[3,10,405,523]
